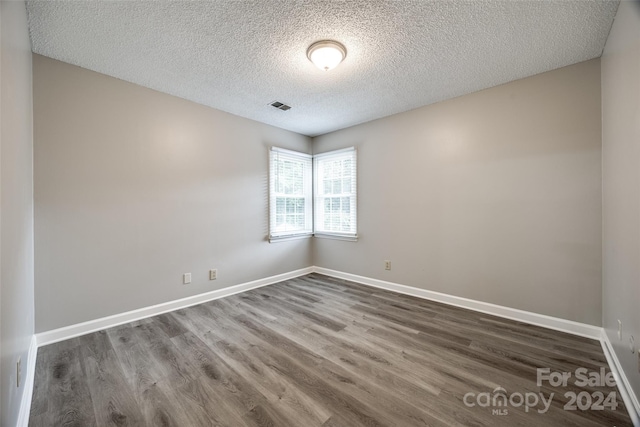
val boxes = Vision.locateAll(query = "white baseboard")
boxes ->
[312,267,602,339]
[313,267,640,423]
[601,330,640,426]
[25,265,639,425]
[36,267,313,347]
[35,266,603,346]
[16,335,38,427]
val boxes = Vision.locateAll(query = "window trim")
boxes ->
[268,146,358,243]
[313,147,358,241]
[268,147,313,242]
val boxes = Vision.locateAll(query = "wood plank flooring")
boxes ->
[29,273,633,426]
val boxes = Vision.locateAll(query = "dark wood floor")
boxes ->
[29,273,632,426]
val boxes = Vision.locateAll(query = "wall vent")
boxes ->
[269,101,291,111]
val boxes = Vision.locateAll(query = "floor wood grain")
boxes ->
[29,273,633,426]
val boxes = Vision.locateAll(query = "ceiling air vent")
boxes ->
[269,101,291,111]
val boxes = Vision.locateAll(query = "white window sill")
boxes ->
[269,234,313,243]
[313,233,358,242]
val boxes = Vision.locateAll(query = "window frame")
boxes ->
[313,147,358,241]
[268,147,313,242]
[268,146,358,243]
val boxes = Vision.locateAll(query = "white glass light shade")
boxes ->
[307,40,347,71]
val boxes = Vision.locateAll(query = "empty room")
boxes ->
[1,0,639,426]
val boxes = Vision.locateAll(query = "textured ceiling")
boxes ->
[26,0,618,137]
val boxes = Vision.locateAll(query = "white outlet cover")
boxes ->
[630,336,635,354]
[183,273,191,284]
[618,320,622,340]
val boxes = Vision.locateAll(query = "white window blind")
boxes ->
[314,147,357,240]
[269,147,313,241]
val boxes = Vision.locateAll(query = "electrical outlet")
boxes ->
[618,320,623,340]
[183,273,191,284]
[209,269,217,280]
[17,357,21,388]
[630,335,635,354]
[384,260,391,271]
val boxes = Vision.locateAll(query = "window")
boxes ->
[314,147,357,240]
[269,146,357,242]
[269,147,313,241]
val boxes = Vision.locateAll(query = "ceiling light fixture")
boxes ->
[307,40,347,71]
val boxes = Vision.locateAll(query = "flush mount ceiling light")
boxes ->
[307,40,347,71]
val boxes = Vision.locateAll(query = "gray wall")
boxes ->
[602,0,640,401]
[0,2,35,426]
[313,59,603,326]
[34,55,312,332]
[33,43,605,332]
